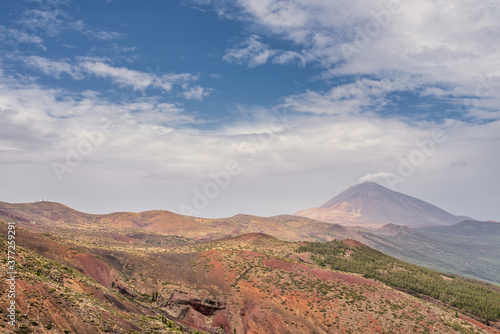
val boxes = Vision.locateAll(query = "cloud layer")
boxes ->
[2,63,499,218]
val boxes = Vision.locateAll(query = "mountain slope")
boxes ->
[2,221,499,334]
[354,220,500,285]
[295,182,469,228]
[0,222,186,333]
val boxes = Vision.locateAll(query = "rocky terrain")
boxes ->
[1,218,500,333]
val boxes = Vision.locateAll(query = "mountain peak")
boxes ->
[296,182,470,228]
[320,182,390,209]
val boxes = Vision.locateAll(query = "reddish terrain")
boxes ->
[2,222,498,334]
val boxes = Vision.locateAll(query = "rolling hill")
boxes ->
[0,201,367,248]
[1,221,499,333]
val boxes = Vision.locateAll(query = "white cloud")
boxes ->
[281,77,416,114]
[223,35,275,67]
[24,56,85,80]
[0,26,45,49]
[182,86,210,100]
[223,35,311,68]
[211,0,384,65]
[358,172,394,184]
[80,61,201,94]
[214,105,289,136]
[71,20,126,41]
[22,56,208,98]
[18,8,66,37]
[272,50,306,66]
[91,31,125,41]
[80,61,158,90]
[4,1,124,50]
[209,73,222,79]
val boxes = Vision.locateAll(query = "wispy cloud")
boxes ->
[182,85,210,100]
[5,0,124,50]
[0,26,45,49]
[71,20,126,41]
[18,7,66,37]
[23,56,85,80]
[272,50,306,67]
[281,77,416,115]
[223,34,307,67]
[223,35,275,67]
[22,56,209,99]
[359,172,395,184]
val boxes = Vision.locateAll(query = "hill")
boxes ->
[1,221,499,333]
[295,182,470,228]
[0,201,367,248]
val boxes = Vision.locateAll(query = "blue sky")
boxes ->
[1,0,499,220]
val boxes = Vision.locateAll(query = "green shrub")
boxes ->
[297,240,500,323]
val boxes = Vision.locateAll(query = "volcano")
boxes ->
[295,182,470,228]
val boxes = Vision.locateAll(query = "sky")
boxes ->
[0,0,499,220]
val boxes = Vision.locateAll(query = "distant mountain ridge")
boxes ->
[419,220,500,234]
[0,200,364,244]
[295,182,471,228]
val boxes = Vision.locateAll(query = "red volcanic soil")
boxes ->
[458,315,500,334]
[108,233,136,243]
[263,257,375,285]
[12,227,118,288]
[10,280,99,334]
[341,238,369,248]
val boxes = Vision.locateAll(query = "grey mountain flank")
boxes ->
[295,181,471,228]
